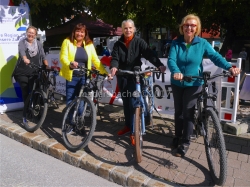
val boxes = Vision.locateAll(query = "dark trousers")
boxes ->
[117,76,136,130]
[171,84,202,144]
[14,75,37,102]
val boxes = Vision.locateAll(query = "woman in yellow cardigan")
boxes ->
[60,23,108,132]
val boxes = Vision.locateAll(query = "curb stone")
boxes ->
[0,119,177,187]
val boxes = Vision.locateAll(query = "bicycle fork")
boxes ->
[133,81,146,135]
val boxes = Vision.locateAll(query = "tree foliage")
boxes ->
[13,0,89,30]
[13,0,250,52]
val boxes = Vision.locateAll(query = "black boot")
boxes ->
[175,143,189,157]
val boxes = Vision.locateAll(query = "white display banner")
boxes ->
[0,5,29,113]
[45,54,222,115]
[239,74,250,100]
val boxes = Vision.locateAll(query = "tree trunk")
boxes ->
[140,26,150,44]
[220,28,235,57]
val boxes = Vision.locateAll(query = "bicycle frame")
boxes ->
[71,66,107,122]
[133,73,147,135]
[28,65,46,105]
[184,71,232,134]
[116,67,158,134]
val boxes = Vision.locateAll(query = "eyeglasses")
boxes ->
[183,24,197,28]
[27,32,36,35]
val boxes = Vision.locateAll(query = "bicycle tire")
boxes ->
[135,107,143,163]
[48,75,58,108]
[23,89,48,132]
[62,96,96,152]
[203,107,227,185]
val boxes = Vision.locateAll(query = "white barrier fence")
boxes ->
[218,58,241,123]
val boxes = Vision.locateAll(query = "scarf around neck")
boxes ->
[25,38,38,57]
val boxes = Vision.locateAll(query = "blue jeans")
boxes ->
[66,76,86,121]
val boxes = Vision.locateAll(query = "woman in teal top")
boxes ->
[167,14,240,157]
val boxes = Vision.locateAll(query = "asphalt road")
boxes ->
[0,134,121,187]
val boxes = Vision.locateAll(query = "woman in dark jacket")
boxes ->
[109,19,166,146]
[13,26,48,124]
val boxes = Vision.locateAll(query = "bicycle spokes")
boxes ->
[62,97,96,152]
[23,90,48,132]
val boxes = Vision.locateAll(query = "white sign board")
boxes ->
[0,5,29,113]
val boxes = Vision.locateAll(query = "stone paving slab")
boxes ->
[0,101,250,187]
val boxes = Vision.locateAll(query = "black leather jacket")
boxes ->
[110,35,163,70]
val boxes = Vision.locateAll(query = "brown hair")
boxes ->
[69,23,92,45]
[179,14,201,36]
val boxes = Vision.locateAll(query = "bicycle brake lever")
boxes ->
[183,76,192,82]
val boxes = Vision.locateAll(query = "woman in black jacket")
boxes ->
[109,19,166,146]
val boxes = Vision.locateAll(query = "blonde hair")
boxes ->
[179,14,201,36]
[26,26,38,35]
[121,19,136,33]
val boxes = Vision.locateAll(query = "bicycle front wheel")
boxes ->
[23,89,48,132]
[135,107,143,163]
[203,107,227,186]
[62,96,96,152]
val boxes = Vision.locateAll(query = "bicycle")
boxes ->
[23,63,51,132]
[44,68,59,108]
[61,66,107,152]
[183,71,232,186]
[116,66,160,163]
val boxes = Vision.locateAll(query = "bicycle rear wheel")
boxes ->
[23,89,48,132]
[135,107,143,163]
[203,107,227,185]
[48,75,58,108]
[145,94,153,126]
[62,96,96,152]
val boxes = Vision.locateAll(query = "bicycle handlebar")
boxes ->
[29,62,59,73]
[116,67,160,76]
[76,65,107,77]
[182,71,233,83]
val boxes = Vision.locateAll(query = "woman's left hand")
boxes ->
[229,67,241,76]
[158,66,166,73]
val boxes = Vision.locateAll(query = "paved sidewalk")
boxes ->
[0,101,250,187]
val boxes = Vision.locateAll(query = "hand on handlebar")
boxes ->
[24,58,30,65]
[228,67,241,77]
[69,61,78,69]
[173,72,183,80]
[158,66,166,73]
